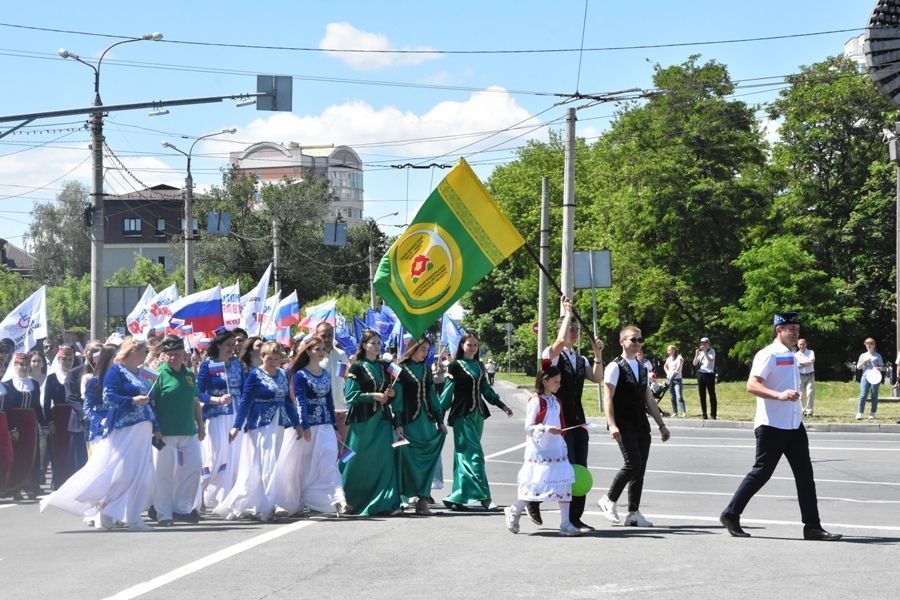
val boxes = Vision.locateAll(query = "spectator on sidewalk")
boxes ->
[795,339,815,417]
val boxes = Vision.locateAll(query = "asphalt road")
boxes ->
[3,380,898,600]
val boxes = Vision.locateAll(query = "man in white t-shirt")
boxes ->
[795,338,815,417]
[316,322,350,444]
[719,311,841,541]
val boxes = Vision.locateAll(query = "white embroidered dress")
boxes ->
[515,393,574,502]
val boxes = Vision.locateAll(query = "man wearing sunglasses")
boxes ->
[597,326,670,527]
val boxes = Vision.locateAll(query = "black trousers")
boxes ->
[697,372,717,419]
[723,424,821,529]
[528,426,590,522]
[607,430,651,513]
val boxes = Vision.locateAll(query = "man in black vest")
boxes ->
[597,325,670,527]
[527,300,603,532]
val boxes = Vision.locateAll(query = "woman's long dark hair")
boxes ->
[354,330,382,361]
[454,332,480,360]
[92,344,119,394]
[400,338,430,364]
[207,330,236,360]
[238,336,263,369]
[289,335,323,379]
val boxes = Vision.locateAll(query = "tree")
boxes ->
[0,266,38,318]
[106,255,177,290]
[26,181,91,285]
[46,275,91,335]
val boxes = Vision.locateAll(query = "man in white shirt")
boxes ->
[316,322,349,444]
[692,337,717,419]
[719,312,841,541]
[795,338,815,417]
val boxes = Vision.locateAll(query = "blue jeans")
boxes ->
[858,379,879,414]
[668,379,685,414]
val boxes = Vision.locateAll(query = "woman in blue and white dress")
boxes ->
[41,338,158,531]
[197,331,244,509]
[271,335,348,516]
[214,341,301,521]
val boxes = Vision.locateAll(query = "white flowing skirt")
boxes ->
[201,415,240,508]
[516,431,574,502]
[271,424,345,514]
[213,422,281,520]
[40,421,155,525]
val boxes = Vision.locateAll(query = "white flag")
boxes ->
[146,283,181,334]
[259,291,281,340]
[125,284,156,337]
[240,264,272,336]
[0,286,48,353]
[221,281,242,331]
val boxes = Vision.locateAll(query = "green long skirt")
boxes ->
[443,410,492,506]
[340,416,400,516]
[399,412,446,500]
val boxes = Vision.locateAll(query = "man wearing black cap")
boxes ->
[719,312,841,541]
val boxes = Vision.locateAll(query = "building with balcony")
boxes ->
[228,142,364,223]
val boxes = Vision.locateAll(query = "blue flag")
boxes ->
[334,310,357,356]
[440,313,463,357]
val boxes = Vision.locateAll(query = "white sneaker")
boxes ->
[624,510,653,527]
[559,522,582,537]
[128,519,153,532]
[504,506,520,534]
[597,495,620,523]
[856,413,863,420]
[869,413,877,420]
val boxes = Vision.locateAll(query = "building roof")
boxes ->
[0,238,35,272]
[108,184,183,201]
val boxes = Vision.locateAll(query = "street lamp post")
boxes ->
[58,32,163,340]
[368,212,399,308]
[161,129,237,295]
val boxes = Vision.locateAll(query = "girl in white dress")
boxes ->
[504,365,578,536]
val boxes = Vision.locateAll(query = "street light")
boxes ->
[58,32,163,340]
[161,128,237,295]
[368,212,399,308]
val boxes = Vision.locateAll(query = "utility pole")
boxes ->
[537,176,550,366]
[272,218,281,295]
[560,107,577,308]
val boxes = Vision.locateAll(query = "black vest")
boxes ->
[556,349,587,426]
[611,356,651,433]
[345,360,393,424]
[397,363,437,425]
[446,360,491,426]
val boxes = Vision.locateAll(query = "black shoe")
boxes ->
[719,512,750,537]
[526,502,543,526]
[443,501,467,511]
[803,528,842,541]
[571,519,595,532]
[174,510,201,524]
[147,505,157,521]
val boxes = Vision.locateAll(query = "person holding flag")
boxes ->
[41,338,157,531]
[196,330,244,509]
[340,329,402,516]
[439,332,513,511]
[395,336,446,516]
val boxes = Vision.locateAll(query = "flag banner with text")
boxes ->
[373,158,524,337]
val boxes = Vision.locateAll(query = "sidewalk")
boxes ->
[495,380,900,434]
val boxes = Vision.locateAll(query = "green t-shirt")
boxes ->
[152,363,198,436]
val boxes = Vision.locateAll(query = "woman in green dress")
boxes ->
[396,337,447,516]
[440,332,513,511]
[341,330,401,516]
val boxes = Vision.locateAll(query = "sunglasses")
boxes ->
[624,337,644,344]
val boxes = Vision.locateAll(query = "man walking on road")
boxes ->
[719,312,841,541]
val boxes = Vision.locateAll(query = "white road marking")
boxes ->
[578,511,900,533]
[588,441,900,452]
[483,442,526,460]
[0,504,16,510]
[100,519,317,600]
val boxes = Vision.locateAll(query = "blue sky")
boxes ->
[0,0,876,249]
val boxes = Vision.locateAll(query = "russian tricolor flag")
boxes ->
[339,447,355,463]
[337,362,349,378]
[208,360,226,376]
[387,362,402,380]
[298,298,336,329]
[775,355,795,367]
[169,285,225,334]
[139,365,159,382]
[275,290,301,328]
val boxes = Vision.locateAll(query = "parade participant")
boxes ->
[150,336,205,526]
[3,352,47,499]
[315,321,350,445]
[693,337,718,419]
[504,365,579,536]
[664,345,686,417]
[41,338,157,531]
[795,338,816,417]
[0,337,14,373]
[597,326,670,528]
[341,329,402,516]
[215,341,299,521]
[271,334,348,516]
[64,341,102,473]
[30,351,47,386]
[529,300,602,530]
[856,337,884,420]
[145,335,163,370]
[82,345,117,447]
[395,336,446,516]
[42,345,76,488]
[719,312,841,541]
[439,332,513,512]
[238,336,264,374]
[196,330,244,509]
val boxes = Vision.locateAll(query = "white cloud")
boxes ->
[319,22,440,71]
[218,87,544,161]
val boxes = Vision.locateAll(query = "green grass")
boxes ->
[497,373,900,423]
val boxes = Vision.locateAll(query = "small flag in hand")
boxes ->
[391,438,410,448]
[339,447,356,463]
[337,362,350,378]
[580,422,597,431]
[387,362,402,380]
[208,360,226,376]
[139,365,159,382]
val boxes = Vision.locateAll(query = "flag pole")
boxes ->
[521,243,594,338]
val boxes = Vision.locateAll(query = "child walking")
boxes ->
[504,365,579,536]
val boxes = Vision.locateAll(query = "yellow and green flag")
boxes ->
[373,158,525,338]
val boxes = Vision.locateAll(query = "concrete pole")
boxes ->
[895,122,900,392]
[560,107,577,310]
[272,218,281,295]
[89,108,105,340]
[369,237,376,309]
[183,167,194,295]
[537,176,550,366]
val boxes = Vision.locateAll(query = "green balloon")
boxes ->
[572,464,593,496]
